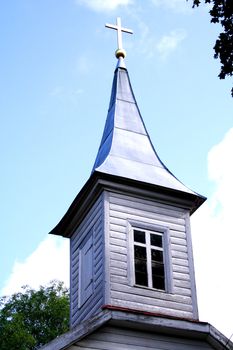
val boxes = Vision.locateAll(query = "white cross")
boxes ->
[105,17,133,50]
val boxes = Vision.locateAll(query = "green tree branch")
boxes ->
[0,281,69,350]
[192,0,233,96]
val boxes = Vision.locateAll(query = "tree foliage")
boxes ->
[0,281,69,350]
[192,0,233,96]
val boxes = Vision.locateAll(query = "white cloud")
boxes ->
[128,14,186,60]
[191,128,233,338]
[156,29,187,59]
[1,236,69,296]
[76,0,133,12]
[151,0,192,13]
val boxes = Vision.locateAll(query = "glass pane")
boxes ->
[152,261,164,278]
[151,249,163,263]
[151,249,165,290]
[152,261,165,290]
[134,245,148,286]
[134,245,147,261]
[152,275,165,290]
[150,233,162,247]
[134,230,145,244]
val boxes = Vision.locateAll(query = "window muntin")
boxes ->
[133,229,165,291]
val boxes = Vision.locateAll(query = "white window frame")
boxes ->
[128,221,173,293]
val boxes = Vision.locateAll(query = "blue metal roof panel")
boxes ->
[115,100,147,134]
[92,57,202,197]
[110,128,163,166]
[95,156,196,195]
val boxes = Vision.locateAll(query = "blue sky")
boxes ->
[1,0,232,339]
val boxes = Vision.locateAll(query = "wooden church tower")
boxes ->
[43,18,232,350]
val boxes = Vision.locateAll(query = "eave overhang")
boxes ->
[49,170,206,238]
[40,309,232,350]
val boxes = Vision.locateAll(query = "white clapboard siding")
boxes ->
[70,193,105,328]
[111,266,127,277]
[71,326,214,350]
[110,194,186,218]
[107,191,197,320]
[109,280,192,304]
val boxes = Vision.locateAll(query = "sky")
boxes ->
[1,0,232,340]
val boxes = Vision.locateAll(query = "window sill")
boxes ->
[133,283,168,294]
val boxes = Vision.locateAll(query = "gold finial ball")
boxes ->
[115,48,126,59]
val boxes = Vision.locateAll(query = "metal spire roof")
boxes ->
[92,57,200,196]
[49,33,205,238]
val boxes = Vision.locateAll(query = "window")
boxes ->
[79,235,93,307]
[132,227,168,291]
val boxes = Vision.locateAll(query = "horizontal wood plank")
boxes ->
[108,191,195,319]
[70,194,105,328]
[110,282,191,304]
